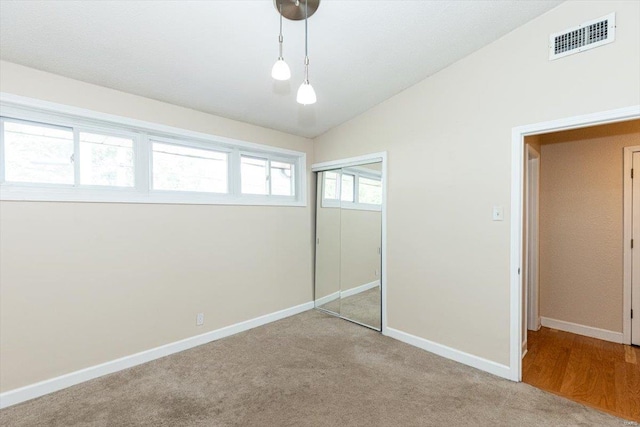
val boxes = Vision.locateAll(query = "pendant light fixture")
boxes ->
[296,0,316,105]
[271,0,291,81]
[271,0,320,105]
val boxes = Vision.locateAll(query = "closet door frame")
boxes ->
[312,152,388,334]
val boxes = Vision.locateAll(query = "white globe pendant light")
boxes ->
[271,1,320,105]
[272,58,291,81]
[296,61,316,104]
[297,0,316,105]
[271,1,291,81]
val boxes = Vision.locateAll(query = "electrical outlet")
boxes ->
[196,313,204,326]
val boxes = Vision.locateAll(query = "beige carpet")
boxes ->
[0,310,623,426]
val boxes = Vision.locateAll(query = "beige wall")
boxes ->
[1,0,639,391]
[539,120,640,332]
[0,61,315,392]
[314,1,640,365]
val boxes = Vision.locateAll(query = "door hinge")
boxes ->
[632,309,634,319]
[518,268,521,275]
[632,169,635,179]
[632,239,634,249]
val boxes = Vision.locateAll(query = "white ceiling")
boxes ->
[0,0,563,138]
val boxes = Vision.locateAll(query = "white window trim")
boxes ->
[320,166,382,211]
[75,125,140,189]
[149,137,231,195]
[239,151,298,198]
[0,93,307,207]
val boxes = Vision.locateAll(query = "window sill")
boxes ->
[0,185,306,207]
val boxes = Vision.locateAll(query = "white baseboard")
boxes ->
[540,317,624,344]
[340,280,380,299]
[0,301,314,409]
[314,291,339,307]
[385,327,511,380]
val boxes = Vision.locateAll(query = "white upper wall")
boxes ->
[314,0,640,365]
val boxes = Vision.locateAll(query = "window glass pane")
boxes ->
[341,173,354,202]
[241,156,268,195]
[323,171,338,199]
[152,142,227,193]
[79,132,134,187]
[3,121,74,184]
[270,161,294,196]
[359,176,382,205]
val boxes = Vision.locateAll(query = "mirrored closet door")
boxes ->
[314,161,383,330]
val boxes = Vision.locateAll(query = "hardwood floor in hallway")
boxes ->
[523,327,640,422]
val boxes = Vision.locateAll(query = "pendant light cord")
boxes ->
[304,0,309,83]
[278,1,283,59]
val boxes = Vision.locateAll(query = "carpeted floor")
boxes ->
[0,310,624,426]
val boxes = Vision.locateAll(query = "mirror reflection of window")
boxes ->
[358,176,382,205]
[341,173,355,202]
[323,171,338,199]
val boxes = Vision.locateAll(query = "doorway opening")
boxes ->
[518,118,640,421]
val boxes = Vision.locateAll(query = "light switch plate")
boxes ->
[492,206,504,221]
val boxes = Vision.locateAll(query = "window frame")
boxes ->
[239,151,297,199]
[74,125,139,190]
[149,136,231,196]
[1,117,77,188]
[0,94,307,207]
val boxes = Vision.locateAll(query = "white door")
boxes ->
[632,152,640,345]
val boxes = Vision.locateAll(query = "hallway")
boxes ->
[523,327,640,421]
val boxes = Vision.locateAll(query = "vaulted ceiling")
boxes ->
[0,0,563,137]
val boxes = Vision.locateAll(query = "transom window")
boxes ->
[2,119,137,188]
[79,131,134,187]
[0,101,306,206]
[240,155,295,197]
[3,120,75,185]
[152,141,228,193]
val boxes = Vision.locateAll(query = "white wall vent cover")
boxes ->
[549,13,616,60]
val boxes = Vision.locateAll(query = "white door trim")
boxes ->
[624,145,640,345]
[510,105,640,382]
[526,145,541,334]
[311,152,388,334]
[522,144,540,358]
